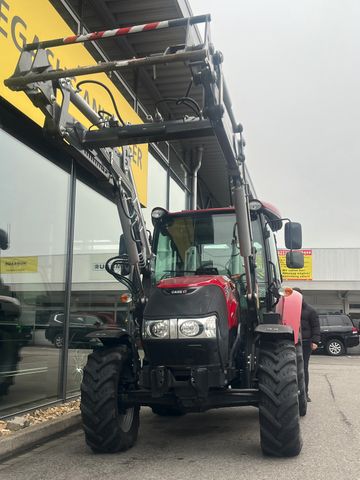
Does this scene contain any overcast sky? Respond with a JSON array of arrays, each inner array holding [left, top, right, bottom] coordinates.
[[190, 0, 360, 248]]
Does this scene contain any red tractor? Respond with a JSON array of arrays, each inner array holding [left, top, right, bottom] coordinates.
[[82, 204, 305, 457], [6, 14, 306, 457]]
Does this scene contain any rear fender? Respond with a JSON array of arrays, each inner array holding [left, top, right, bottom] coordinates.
[[276, 290, 302, 344]]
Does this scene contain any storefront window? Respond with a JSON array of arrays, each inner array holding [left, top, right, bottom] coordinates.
[[169, 177, 187, 212], [142, 152, 168, 229], [0, 129, 69, 416], [66, 181, 126, 395]]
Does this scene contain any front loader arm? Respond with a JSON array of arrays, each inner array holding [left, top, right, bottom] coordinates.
[[4, 14, 258, 307]]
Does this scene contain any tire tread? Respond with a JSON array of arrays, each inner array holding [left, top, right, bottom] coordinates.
[[258, 339, 302, 457]]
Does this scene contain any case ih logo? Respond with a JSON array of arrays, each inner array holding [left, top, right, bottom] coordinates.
[[169, 289, 188, 295]]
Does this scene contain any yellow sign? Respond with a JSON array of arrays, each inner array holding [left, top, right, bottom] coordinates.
[[0, 0, 148, 205], [278, 249, 312, 281], [1, 256, 38, 273]]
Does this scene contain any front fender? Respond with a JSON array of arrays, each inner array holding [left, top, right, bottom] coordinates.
[[86, 328, 131, 347], [276, 290, 302, 344]]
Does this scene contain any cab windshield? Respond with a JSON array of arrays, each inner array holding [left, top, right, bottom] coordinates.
[[153, 212, 264, 283]]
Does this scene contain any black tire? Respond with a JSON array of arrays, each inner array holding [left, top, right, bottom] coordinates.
[[258, 339, 302, 457], [151, 406, 185, 416], [80, 345, 140, 453], [326, 339, 345, 356], [296, 343, 307, 417], [53, 333, 64, 349]]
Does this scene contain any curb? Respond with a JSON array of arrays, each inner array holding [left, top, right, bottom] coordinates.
[[0, 411, 82, 462]]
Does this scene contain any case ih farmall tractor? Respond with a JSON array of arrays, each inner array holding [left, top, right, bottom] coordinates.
[[6, 14, 306, 457]]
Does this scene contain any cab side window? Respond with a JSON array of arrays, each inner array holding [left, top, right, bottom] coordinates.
[[266, 225, 281, 286]]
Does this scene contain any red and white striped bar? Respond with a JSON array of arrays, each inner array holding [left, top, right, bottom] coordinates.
[[24, 14, 210, 51]]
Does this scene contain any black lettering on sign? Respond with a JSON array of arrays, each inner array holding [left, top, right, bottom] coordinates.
[[0, 0, 9, 38], [11, 15, 27, 52], [129, 145, 143, 170], [137, 146, 142, 169], [132, 145, 137, 166]]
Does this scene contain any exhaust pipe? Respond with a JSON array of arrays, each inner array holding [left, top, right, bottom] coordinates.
[[191, 146, 204, 210]]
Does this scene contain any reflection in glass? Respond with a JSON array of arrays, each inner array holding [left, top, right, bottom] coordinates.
[[66, 181, 127, 395], [142, 153, 168, 229], [0, 129, 69, 416], [169, 177, 187, 212]]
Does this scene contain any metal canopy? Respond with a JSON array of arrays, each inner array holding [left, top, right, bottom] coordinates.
[[51, 0, 236, 207]]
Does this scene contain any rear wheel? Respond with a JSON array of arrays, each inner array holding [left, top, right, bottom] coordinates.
[[326, 339, 345, 356], [151, 406, 185, 416], [296, 343, 307, 417], [80, 345, 139, 453], [258, 338, 302, 457]]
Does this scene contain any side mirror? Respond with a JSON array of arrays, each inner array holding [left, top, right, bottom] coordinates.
[[286, 251, 304, 269], [285, 222, 302, 250], [0, 229, 9, 250]]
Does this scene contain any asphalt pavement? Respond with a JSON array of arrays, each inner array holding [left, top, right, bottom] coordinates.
[[1, 354, 360, 480]]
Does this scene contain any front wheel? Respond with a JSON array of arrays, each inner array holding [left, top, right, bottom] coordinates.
[[80, 345, 140, 453], [326, 339, 345, 356], [258, 338, 302, 457]]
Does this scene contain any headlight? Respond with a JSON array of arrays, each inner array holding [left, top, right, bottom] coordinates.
[[143, 315, 217, 340], [144, 320, 170, 339], [178, 315, 217, 339], [179, 320, 202, 337]]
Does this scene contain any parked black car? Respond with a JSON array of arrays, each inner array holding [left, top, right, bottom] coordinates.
[[318, 314, 359, 356], [45, 313, 107, 348]]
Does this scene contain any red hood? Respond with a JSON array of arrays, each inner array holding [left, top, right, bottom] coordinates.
[[157, 275, 239, 330], [157, 275, 232, 289]]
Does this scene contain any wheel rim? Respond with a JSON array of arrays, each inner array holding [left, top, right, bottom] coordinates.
[[55, 335, 64, 348], [119, 408, 134, 433], [329, 341, 341, 355]]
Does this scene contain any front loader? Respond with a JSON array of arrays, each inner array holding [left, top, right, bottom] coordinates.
[[5, 14, 306, 457]]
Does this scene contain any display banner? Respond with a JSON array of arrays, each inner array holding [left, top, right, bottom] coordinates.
[[0, 256, 38, 273], [278, 249, 312, 281], [0, 0, 148, 205]]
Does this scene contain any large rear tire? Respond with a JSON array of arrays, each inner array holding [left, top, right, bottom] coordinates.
[[80, 345, 139, 453], [258, 339, 302, 457], [296, 342, 307, 417]]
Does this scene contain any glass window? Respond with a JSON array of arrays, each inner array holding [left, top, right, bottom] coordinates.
[[319, 316, 327, 327], [251, 219, 266, 284], [142, 152, 168, 230], [66, 181, 127, 395], [154, 212, 243, 282], [340, 315, 352, 326], [327, 316, 343, 326], [0, 129, 69, 416], [169, 178, 187, 212], [267, 227, 282, 284], [169, 146, 188, 186]]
